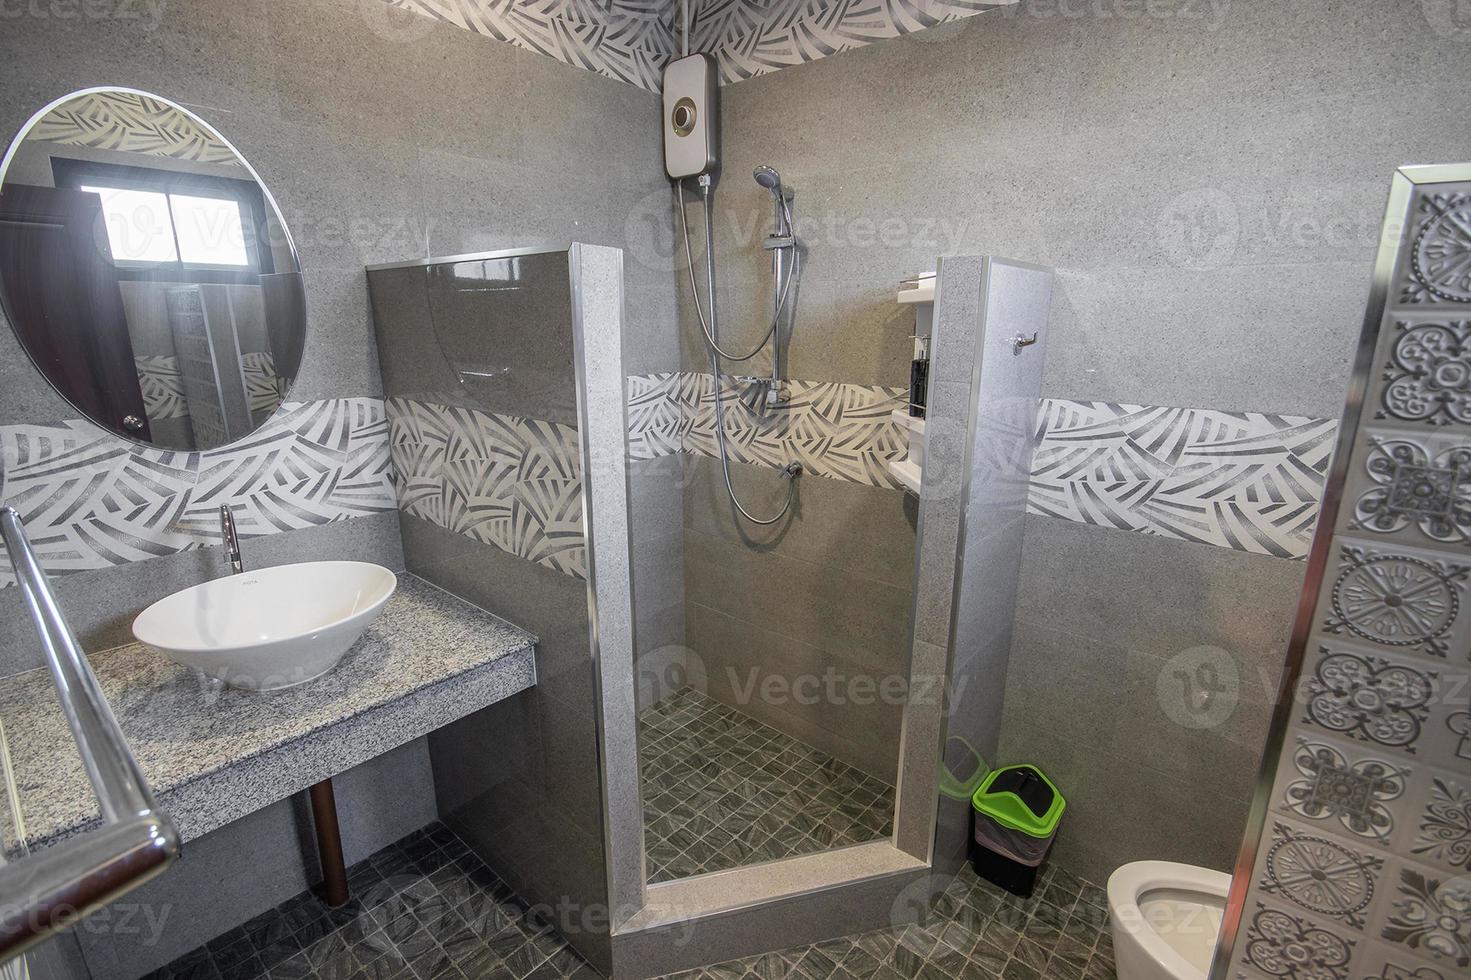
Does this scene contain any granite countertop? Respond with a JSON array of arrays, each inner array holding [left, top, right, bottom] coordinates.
[[0, 575, 536, 849]]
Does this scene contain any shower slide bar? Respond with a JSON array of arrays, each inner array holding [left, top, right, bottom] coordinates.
[[0, 507, 178, 961]]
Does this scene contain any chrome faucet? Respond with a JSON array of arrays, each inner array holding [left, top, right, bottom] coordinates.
[[219, 504, 243, 575]]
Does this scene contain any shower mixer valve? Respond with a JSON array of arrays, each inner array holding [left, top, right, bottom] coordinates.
[[734, 375, 788, 407]]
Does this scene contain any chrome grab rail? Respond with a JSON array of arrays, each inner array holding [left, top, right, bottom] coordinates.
[[0, 506, 178, 960]]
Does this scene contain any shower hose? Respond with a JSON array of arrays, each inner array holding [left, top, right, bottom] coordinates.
[[677, 177, 801, 526]]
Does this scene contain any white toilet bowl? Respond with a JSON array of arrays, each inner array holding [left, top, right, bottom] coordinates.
[[1108, 861, 1231, 980]]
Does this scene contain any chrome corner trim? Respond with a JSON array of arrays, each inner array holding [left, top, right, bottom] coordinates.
[[0, 507, 179, 960], [365, 245, 571, 272], [1208, 164, 1466, 978]]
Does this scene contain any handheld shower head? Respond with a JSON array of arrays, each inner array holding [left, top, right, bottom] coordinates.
[[753, 165, 784, 197]]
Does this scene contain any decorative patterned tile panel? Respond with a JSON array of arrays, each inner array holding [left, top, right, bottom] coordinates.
[[1027, 399, 1338, 559], [1229, 173, 1471, 979], [1318, 539, 1470, 662], [626, 371, 690, 460], [1238, 900, 1357, 980], [1298, 644, 1439, 756], [1380, 862, 1471, 969], [1374, 319, 1471, 428], [134, 355, 189, 421], [1256, 820, 1384, 931], [1345, 432, 1471, 547], [1358, 946, 1454, 980], [1411, 773, 1471, 872], [386, 397, 585, 579], [0, 399, 395, 588], [1398, 190, 1471, 309], [1277, 736, 1410, 845], [631, 378, 1352, 552]]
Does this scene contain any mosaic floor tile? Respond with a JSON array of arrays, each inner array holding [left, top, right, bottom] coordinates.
[[152, 788, 1111, 980], [144, 824, 601, 980], [638, 688, 896, 882]]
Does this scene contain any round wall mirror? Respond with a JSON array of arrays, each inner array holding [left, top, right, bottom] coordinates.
[[0, 88, 306, 451]]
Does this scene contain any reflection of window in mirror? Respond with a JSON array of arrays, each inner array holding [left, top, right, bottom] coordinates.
[[52, 158, 272, 284]]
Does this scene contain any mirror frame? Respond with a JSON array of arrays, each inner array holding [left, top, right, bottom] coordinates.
[[0, 85, 307, 450]]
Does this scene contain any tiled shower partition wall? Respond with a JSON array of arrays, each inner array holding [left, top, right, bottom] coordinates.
[[366, 246, 632, 974], [1218, 166, 1471, 980], [685, 0, 1471, 885]]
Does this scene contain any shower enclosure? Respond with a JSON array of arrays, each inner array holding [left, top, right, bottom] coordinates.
[[617, 240, 1055, 973], [363, 240, 1052, 976]]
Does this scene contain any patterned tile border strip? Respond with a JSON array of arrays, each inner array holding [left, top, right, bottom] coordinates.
[[631, 375, 1343, 559], [0, 398, 395, 588], [627, 371, 910, 490], [382, 1, 1005, 91], [136, 352, 282, 422], [691, 0, 1005, 85], [387, 397, 586, 580], [1028, 399, 1340, 560], [387, 0, 675, 91], [30, 91, 242, 166]]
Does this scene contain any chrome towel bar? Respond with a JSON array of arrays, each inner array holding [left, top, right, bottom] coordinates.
[[0, 506, 178, 960]]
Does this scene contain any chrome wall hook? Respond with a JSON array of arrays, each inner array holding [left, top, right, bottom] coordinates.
[[1010, 332, 1038, 356]]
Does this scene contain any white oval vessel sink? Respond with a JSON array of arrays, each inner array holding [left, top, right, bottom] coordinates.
[[133, 561, 397, 691]]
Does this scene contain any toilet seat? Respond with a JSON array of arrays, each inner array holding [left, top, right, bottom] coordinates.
[[1108, 861, 1232, 980]]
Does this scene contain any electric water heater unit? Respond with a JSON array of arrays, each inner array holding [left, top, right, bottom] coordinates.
[[662, 52, 719, 179]]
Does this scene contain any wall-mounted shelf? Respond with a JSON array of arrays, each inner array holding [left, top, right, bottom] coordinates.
[[890, 408, 925, 435], [893, 277, 932, 497], [897, 273, 935, 305], [887, 457, 922, 495]]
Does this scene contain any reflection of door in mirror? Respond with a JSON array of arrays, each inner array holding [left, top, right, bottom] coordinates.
[[0, 184, 151, 439]]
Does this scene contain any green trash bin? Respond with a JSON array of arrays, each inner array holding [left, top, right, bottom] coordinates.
[[971, 764, 1066, 897]]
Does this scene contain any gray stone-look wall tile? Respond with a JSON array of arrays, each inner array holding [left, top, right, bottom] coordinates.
[[681, 453, 917, 590], [682, 528, 913, 677]]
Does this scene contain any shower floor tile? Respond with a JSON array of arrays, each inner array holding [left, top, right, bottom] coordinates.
[[638, 687, 896, 883], [145, 819, 1113, 980]]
